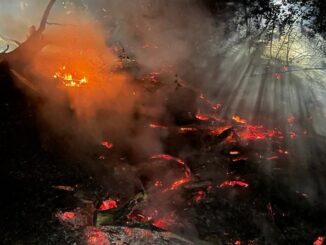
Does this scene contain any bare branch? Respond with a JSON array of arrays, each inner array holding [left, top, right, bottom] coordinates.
[[38, 0, 57, 33]]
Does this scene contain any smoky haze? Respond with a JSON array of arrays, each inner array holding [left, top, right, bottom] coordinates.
[[1, 0, 326, 241]]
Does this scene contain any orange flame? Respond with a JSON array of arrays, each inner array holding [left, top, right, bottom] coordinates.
[[53, 65, 88, 88], [232, 115, 247, 124]]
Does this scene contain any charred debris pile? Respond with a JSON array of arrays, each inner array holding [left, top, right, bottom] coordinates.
[[1, 0, 326, 244]]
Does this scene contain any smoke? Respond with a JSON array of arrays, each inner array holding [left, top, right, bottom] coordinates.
[[2, 0, 326, 241], [78, 0, 326, 209]]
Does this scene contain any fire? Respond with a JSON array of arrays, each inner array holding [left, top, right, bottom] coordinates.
[[53, 65, 88, 87], [232, 115, 247, 124]]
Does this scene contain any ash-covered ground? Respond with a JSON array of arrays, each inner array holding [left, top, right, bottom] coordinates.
[[1, 60, 326, 244], [1, 1, 326, 245]]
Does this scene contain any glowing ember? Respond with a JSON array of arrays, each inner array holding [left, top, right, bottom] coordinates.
[[232, 115, 247, 124], [151, 154, 191, 191], [55, 208, 89, 228], [101, 141, 113, 149], [179, 127, 198, 132], [196, 113, 225, 123], [314, 236, 325, 245], [53, 65, 88, 87], [151, 212, 176, 230], [219, 180, 249, 188], [149, 123, 167, 129], [56, 211, 76, 221], [85, 227, 110, 245], [98, 198, 118, 211], [210, 126, 233, 136], [236, 125, 283, 141], [239, 125, 266, 140], [266, 155, 279, 160], [194, 190, 206, 203], [199, 94, 221, 110], [167, 176, 191, 191], [154, 180, 163, 187], [196, 113, 210, 121], [229, 151, 240, 155], [151, 154, 185, 165], [152, 219, 168, 229]]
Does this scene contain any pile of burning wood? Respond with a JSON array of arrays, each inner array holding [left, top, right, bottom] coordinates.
[[1, 1, 325, 244]]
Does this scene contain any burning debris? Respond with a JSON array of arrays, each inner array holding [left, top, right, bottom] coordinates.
[[101, 141, 113, 150], [219, 180, 249, 188], [98, 198, 118, 211], [84, 226, 193, 245], [1, 0, 326, 244], [53, 65, 88, 88], [55, 208, 90, 229], [314, 236, 325, 245]]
